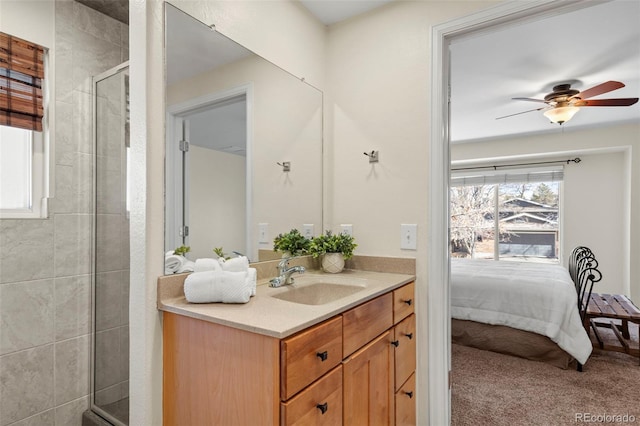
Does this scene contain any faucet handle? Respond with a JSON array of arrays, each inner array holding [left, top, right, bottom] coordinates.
[[278, 257, 290, 272]]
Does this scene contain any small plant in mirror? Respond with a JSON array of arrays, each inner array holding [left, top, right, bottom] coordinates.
[[213, 247, 231, 260], [309, 231, 357, 259], [273, 229, 311, 257], [173, 245, 190, 257]]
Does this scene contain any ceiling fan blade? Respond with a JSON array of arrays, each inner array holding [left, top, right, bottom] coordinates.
[[496, 107, 546, 120], [573, 98, 639, 107], [512, 97, 548, 103], [574, 81, 625, 100]]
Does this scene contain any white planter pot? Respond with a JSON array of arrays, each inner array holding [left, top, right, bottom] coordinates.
[[322, 253, 345, 273]]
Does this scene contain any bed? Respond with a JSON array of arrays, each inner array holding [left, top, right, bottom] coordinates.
[[451, 258, 593, 368]]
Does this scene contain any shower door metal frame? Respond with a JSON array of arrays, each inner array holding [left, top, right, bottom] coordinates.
[[91, 60, 130, 426]]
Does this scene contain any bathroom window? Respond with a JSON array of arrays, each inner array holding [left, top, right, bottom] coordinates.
[[0, 32, 49, 219]]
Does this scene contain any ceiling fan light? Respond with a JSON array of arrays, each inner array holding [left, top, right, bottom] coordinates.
[[543, 106, 580, 125]]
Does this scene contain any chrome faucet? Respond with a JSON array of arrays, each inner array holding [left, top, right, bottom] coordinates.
[[269, 257, 305, 287]]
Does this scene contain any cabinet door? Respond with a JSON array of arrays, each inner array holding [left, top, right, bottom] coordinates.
[[280, 366, 343, 426], [395, 373, 416, 426], [393, 314, 416, 391], [343, 331, 393, 426]]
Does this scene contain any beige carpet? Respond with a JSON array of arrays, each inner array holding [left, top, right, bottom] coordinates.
[[452, 335, 640, 426]]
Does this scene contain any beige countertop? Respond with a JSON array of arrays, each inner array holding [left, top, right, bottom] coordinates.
[[158, 269, 415, 339]]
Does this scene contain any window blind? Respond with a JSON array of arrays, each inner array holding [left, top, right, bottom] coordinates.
[[451, 166, 564, 187], [0, 32, 45, 132]]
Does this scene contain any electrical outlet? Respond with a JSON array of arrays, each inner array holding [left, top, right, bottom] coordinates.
[[302, 224, 314, 239], [341, 224, 353, 237], [258, 223, 269, 243], [400, 224, 417, 250]]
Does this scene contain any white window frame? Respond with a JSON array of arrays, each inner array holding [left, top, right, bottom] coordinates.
[[0, 48, 50, 220], [0, 127, 48, 219]]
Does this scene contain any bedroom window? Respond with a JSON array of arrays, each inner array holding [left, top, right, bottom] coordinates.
[[450, 167, 561, 263]]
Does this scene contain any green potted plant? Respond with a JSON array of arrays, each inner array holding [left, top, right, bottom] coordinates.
[[273, 228, 311, 257], [309, 230, 357, 273]]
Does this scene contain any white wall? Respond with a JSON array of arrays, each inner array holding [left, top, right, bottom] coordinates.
[[451, 122, 640, 299], [130, 1, 327, 425], [325, 1, 497, 424], [189, 145, 246, 259]]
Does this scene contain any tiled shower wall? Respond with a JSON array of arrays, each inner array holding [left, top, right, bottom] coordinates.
[[0, 2, 128, 425]]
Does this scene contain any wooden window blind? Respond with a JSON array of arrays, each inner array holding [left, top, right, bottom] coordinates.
[[0, 32, 45, 132]]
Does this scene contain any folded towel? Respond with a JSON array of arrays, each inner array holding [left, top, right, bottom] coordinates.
[[222, 256, 249, 272], [177, 260, 195, 273], [184, 270, 252, 304], [165, 254, 186, 274], [247, 267, 257, 296], [194, 258, 222, 273]]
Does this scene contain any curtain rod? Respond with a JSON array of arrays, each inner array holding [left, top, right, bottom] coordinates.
[[451, 157, 581, 172]]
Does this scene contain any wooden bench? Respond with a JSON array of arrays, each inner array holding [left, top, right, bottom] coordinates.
[[586, 293, 640, 364]]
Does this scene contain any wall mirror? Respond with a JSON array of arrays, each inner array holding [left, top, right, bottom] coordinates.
[[164, 3, 323, 266]]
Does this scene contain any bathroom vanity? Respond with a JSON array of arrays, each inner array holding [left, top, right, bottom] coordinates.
[[158, 269, 416, 425]]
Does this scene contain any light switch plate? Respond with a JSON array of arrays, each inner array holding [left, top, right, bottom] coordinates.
[[302, 224, 314, 239], [400, 224, 417, 250], [258, 223, 269, 244], [340, 224, 353, 237]]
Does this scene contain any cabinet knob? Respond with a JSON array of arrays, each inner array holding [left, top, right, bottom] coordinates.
[[404, 391, 414, 399], [391, 340, 399, 347], [316, 402, 328, 414], [316, 351, 328, 361], [404, 333, 413, 340], [403, 299, 413, 306]]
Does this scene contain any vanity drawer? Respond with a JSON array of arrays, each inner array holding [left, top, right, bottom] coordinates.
[[395, 372, 416, 426], [281, 316, 343, 400], [393, 313, 416, 391], [280, 365, 342, 426], [342, 292, 393, 358], [393, 282, 415, 324]]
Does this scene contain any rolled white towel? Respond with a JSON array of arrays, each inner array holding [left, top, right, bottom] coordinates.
[[247, 267, 257, 296], [184, 270, 252, 304], [178, 260, 195, 273], [222, 256, 249, 272], [194, 258, 222, 273], [165, 254, 185, 274]]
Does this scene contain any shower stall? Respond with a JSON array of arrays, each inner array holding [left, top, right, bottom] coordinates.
[[89, 62, 130, 426]]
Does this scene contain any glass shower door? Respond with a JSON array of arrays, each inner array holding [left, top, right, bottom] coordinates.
[[92, 62, 130, 426]]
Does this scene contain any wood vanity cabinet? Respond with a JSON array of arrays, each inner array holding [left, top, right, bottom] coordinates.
[[163, 281, 416, 426]]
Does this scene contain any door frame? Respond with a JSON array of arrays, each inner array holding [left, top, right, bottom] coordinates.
[[428, 1, 589, 423], [165, 83, 254, 255]]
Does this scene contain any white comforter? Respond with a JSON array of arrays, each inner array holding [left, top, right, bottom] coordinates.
[[451, 259, 592, 364]]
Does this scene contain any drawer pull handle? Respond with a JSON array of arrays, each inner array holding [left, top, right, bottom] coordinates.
[[316, 402, 328, 414], [404, 391, 414, 399], [404, 333, 413, 340], [403, 299, 413, 306], [316, 351, 328, 361], [391, 340, 399, 347]]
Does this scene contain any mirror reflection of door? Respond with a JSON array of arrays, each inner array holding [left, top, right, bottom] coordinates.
[[169, 94, 248, 260]]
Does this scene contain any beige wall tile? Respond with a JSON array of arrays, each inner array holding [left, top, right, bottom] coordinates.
[[0, 280, 54, 354], [0, 220, 54, 284], [53, 214, 92, 278], [55, 275, 91, 341], [54, 336, 90, 405], [0, 345, 54, 425]]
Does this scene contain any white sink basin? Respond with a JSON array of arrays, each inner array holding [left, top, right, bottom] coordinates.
[[271, 282, 365, 305]]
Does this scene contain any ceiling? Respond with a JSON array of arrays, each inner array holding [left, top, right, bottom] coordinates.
[[449, 0, 640, 143]]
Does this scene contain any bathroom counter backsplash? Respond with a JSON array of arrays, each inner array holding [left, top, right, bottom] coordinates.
[[157, 255, 416, 338]]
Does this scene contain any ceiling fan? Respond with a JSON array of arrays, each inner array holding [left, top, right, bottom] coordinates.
[[497, 80, 639, 125]]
